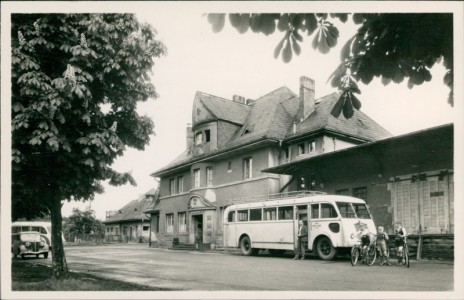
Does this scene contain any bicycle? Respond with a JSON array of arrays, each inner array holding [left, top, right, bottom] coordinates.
[[395, 235, 410, 268], [350, 234, 377, 266]]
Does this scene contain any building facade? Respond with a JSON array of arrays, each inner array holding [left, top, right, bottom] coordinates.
[[148, 76, 392, 249], [103, 188, 157, 243]]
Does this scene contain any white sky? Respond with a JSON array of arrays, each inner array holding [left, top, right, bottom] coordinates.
[[60, 5, 459, 220], [0, 2, 460, 222]]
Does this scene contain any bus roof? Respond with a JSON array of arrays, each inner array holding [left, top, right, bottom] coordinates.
[[12, 221, 51, 226], [225, 194, 366, 211]]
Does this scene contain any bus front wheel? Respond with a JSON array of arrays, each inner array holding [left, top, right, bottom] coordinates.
[[240, 236, 258, 256], [316, 236, 337, 260]]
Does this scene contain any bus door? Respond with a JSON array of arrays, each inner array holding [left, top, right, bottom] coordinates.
[[297, 205, 309, 249], [309, 203, 320, 249], [293, 205, 308, 249]]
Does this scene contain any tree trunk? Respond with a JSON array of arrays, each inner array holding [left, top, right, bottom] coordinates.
[[50, 197, 68, 279]]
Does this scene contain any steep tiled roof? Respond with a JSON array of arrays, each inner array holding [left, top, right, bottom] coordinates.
[[225, 86, 299, 147], [195, 92, 251, 125], [152, 84, 391, 177], [103, 189, 158, 224], [293, 92, 392, 141]]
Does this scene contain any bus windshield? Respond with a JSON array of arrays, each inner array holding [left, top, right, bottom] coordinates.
[[352, 203, 371, 219], [336, 202, 371, 219], [336, 202, 356, 218]]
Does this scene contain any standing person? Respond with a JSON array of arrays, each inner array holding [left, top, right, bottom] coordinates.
[[293, 220, 308, 260], [395, 223, 407, 265], [376, 226, 391, 266]]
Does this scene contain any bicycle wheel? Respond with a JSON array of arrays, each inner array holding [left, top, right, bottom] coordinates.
[[350, 246, 359, 266], [366, 243, 377, 266], [404, 244, 410, 268]]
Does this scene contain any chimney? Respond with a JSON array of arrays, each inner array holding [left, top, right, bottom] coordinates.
[[233, 95, 246, 104], [186, 123, 193, 148], [299, 76, 315, 120]]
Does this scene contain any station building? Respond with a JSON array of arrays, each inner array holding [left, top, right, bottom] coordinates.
[[146, 76, 400, 249]]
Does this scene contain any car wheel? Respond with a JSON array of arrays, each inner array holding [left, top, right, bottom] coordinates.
[[20, 254, 25, 260], [43, 252, 49, 259], [316, 236, 337, 260]]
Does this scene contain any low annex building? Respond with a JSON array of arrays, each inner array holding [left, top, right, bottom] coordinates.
[[148, 76, 392, 249], [103, 188, 158, 243]]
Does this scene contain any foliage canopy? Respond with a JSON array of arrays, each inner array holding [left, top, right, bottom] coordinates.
[[12, 13, 166, 219], [207, 13, 453, 119]]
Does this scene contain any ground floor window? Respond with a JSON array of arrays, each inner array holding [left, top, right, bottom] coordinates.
[[166, 214, 174, 233], [178, 212, 187, 232]]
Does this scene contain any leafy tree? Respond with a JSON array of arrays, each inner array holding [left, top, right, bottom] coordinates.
[[207, 13, 453, 118], [63, 208, 105, 239], [11, 14, 166, 279]]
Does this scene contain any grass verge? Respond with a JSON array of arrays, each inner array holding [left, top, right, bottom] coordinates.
[[12, 260, 169, 291]]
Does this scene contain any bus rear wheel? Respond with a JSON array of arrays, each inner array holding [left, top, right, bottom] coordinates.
[[316, 236, 337, 260], [240, 236, 258, 256]]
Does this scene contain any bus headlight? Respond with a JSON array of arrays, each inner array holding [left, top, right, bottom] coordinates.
[[350, 233, 355, 239], [25, 242, 31, 247], [40, 241, 45, 247]]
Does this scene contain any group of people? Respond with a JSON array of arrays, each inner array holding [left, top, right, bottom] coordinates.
[[292, 219, 408, 265]]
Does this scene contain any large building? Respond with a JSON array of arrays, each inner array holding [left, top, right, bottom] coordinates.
[[147, 76, 392, 249]]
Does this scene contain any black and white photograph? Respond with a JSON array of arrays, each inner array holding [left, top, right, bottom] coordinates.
[[1, 1, 463, 299]]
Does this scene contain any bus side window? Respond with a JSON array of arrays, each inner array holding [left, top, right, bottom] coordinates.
[[263, 207, 277, 220], [278, 206, 293, 220], [21, 226, 29, 232], [311, 204, 319, 219], [39, 227, 47, 234], [321, 203, 338, 218], [249, 209, 262, 221], [237, 210, 248, 222], [227, 211, 236, 222]]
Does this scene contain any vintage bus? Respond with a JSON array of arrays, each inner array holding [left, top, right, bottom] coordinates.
[[223, 192, 376, 260]]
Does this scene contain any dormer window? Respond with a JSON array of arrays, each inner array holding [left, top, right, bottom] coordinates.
[[205, 130, 211, 142], [195, 132, 203, 145], [309, 140, 316, 152], [298, 143, 305, 155]]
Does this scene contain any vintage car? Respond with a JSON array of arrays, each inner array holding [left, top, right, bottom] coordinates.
[[11, 232, 50, 259]]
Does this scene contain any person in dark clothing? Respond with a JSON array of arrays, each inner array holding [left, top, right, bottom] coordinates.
[[293, 220, 308, 260]]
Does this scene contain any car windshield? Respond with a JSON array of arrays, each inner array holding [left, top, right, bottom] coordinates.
[[352, 203, 371, 219], [336, 202, 356, 218], [20, 233, 41, 242]]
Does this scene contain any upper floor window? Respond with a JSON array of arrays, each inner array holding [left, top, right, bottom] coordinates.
[[193, 169, 201, 188], [195, 132, 203, 145], [284, 147, 290, 159], [353, 187, 367, 202], [177, 176, 184, 193], [206, 166, 214, 187], [309, 140, 316, 152], [227, 161, 232, 173], [336, 189, 349, 196], [205, 130, 211, 142], [169, 178, 176, 195], [298, 143, 305, 155], [243, 157, 252, 180]]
